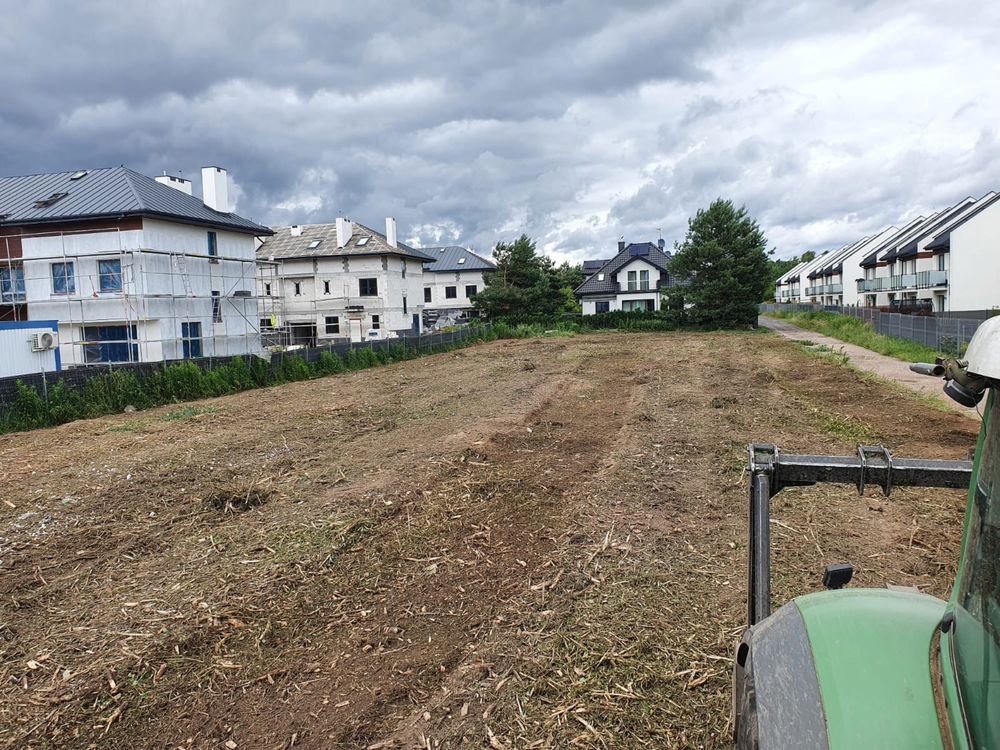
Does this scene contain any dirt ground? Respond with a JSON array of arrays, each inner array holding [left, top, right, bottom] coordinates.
[[0, 331, 979, 749]]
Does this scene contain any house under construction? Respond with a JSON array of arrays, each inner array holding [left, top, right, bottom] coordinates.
[[0, 166, 276, 369]]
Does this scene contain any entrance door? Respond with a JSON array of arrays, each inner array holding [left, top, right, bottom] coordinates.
[[412, 314, 420, 335], [349, 318, 362, 343]]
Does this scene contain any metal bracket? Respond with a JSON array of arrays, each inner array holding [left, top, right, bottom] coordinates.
[[745, 443, 971, 626], [857, 444, 893, 497]]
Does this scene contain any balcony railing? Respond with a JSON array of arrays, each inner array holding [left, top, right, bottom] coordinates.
[[916, 270, 948, 288], [627, 282, 651, 292], [856, 278, 889, 293]]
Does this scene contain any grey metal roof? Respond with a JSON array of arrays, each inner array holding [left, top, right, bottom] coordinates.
[[574, 242, 675, 296], [878, 199, 975, 263], [860, 215, 932, 267], [0, 167, 272, 235], [259, 222, 435, 261], [924, 191, 1000, 252], [422, 246, 496, 273]]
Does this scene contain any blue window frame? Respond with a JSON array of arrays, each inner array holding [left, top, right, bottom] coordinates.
[[52, 262, 75, 294], [0, 267, 25, 302], [181, 321, 203, 358], [207, 231, 218, 262], [98, 259, 122, 293], [83, 324, 138, 363]]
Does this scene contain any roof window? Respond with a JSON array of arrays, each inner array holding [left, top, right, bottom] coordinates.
[[34, 192, 69, 208], [69, 171, 88, 181], [458, 257, 466, 264], [356, 237, 370, 246], [308, 240, 322, 249], [598, 273, 605, 281]]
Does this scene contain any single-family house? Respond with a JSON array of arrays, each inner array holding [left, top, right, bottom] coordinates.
[[257, 219, 434, 345], [574, 239, 677, 314], [0, 166, 271, 366], [420, 246, 496, 330]]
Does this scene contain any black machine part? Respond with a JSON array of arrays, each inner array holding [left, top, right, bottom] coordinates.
[[745, 443, 972, 626], [910, 358, 988, 407], [821, 563, 854, 590]]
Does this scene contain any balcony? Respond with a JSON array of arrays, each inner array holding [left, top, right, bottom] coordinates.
[[805, 286, 820, 296], [916, 270, 948, 288], [856, 278, 889, 293], [825, 283, 843, 294], [626, 282, 651, 292]]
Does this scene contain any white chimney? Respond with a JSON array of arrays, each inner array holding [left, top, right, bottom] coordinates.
[[385, 217, 397, 248], [336, 217, 353, 248], [290, 225, 303, 237], [201, 166, 230, 213], [154, 174, 193, 196]]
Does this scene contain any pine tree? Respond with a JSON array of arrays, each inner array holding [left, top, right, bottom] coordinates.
[[667, 199, 770, 327], [472, 235, 562, 319]]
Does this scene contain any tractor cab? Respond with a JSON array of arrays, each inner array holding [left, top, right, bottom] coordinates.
[[735, 317, 1000, 749]]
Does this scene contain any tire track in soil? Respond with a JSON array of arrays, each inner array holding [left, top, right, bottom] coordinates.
[[129, 341, 644, 748]]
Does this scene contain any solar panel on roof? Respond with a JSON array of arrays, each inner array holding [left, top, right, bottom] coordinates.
[[629, 245, 648, 256]]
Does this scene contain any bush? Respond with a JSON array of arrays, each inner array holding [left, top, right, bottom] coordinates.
[[316, 351, 344, 375]]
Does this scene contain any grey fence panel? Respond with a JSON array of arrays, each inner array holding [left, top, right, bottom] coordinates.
[[760, 303, 981, 356]]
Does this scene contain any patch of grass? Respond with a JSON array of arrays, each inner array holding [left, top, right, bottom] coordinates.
[[161, 405, 220, 421], [767, 310, 942, 363], [790, 339, 851, 366], [813, 408, 879, 443], [106, 421, 143, 433]]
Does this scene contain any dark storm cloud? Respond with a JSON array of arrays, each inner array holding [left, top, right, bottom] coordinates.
[[2, 0, 1000, 260]]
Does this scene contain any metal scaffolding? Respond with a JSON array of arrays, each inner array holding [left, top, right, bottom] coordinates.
[[0, 227, 283, 366]]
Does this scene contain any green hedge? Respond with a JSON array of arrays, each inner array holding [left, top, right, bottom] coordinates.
[[0, 328, 501, 435]]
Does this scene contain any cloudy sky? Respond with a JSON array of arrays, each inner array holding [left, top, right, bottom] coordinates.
[[2, 1, 999, 262]]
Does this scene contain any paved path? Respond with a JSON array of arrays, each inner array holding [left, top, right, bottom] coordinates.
[[759, 316, 979, 420]]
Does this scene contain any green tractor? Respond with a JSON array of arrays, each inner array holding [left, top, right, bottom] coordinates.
[[735, 319, 1000, 748]]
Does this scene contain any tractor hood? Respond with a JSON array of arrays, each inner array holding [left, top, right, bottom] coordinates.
[[797, 588, 946, 748], [740, 588, 947, 749]]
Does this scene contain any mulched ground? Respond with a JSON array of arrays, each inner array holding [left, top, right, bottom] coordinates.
[[0, 331, 978, 749]]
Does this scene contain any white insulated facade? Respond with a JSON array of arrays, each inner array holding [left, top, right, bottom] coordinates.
[[423, 270, 487, 311], [259, 221, 432, 344], [22, 220, 261, 366], [268, 252, 427, 343], [0, 166, 272, 367]]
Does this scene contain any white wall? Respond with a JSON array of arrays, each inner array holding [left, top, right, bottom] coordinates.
[[265, 254, 428, 342], [949, 200, 1000, 311], [0, 321, 59, 377], [423, 269, 488, 310], [21, 219, 261, 365]]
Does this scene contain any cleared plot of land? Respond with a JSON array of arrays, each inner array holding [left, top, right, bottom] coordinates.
[[0, 332, 979, 749]]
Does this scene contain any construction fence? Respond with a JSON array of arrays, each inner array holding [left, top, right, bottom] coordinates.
[[0, 325, 487, 411], [760, 303, 985, 355]]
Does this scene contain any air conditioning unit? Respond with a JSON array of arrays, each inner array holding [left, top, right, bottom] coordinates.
[[31, 331, 57, 352]]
